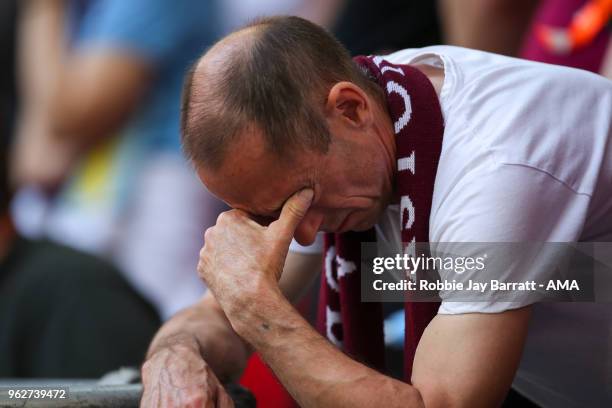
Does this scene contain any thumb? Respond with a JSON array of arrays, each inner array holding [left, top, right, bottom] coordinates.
[[271, 188, 314, 239]]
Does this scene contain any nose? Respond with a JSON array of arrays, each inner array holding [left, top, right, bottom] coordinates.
[[293, 210, 324, 246]]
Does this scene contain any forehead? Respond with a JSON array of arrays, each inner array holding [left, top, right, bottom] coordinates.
[[196, 130, 314, 214]]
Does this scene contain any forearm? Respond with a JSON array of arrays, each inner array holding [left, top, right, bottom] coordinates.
[[230, 289, 424, 408], [21, 1, 150, 145], [18, 0, 65, 116], [13, 0, 82, 188], [438, 0, 538, 56], [50, 51, 151, 143], [147, 295, 251, 382], [295, 0, 347, 28]]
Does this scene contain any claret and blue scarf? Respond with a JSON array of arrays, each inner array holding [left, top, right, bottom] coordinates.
[[317, 55, 444, 382]]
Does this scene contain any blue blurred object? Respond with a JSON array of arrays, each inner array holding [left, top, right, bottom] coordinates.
[[383, 309, 405, 349], [69, 0, 220, 151]]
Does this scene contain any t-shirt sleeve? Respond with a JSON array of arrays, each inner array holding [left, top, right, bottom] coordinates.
[[73, 0, 215, 63], [433, 163, 591, 315]]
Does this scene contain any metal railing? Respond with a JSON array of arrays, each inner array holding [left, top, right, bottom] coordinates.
[[0, 379, 255, 407]]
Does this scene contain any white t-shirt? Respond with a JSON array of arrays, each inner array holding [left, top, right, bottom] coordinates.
[[290, 46, 612, 407]]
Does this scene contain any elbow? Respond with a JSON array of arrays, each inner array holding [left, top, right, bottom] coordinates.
[[392, 380, 425, 408], [49, 54, 151, 143], [350, 375, 426, 408], [400, 385, 425, 408], [50, 94, 128, 144], [50, 104, 90, 141]]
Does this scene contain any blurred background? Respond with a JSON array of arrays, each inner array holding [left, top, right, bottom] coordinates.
[[0, 0, 610, 406]]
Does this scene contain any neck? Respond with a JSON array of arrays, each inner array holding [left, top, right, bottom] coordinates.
[[371, 97, 398, 204]]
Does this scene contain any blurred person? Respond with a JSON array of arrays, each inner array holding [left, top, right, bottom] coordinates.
[[218, 0, 345, 34], [510, 1, 612, 406], [438, 0, 540, 55], [0, 1, 159, 378], [11, 0, 224, 320], [141, 17, 612, 407], [520, 0, 612, 78], [0, 0, 17, 148], [333, 0, 441, 55], [217, 0, 441, 56], [0, 160, 161, 378], [0, 199, 161, 378]]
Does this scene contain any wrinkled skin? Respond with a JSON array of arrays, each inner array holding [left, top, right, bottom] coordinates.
[[141, 343, 234, 408], [197, 190, 314, 322]]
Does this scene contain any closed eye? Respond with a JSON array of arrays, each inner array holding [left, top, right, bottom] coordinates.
[[248, 183, 315, 223]]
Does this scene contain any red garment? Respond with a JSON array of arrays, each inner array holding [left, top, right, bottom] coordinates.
[[240, 354, 298, 408], [318, 56, 444, 382], [521, 0, 610, 72], [239, 290, 314, 407]]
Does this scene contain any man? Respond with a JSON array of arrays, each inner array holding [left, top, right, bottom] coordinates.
[[141, 16, 612, 407]]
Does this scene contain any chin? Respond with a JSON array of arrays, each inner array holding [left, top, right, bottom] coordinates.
[[350, 220, 377, 232], [341, 211, 380, 233]]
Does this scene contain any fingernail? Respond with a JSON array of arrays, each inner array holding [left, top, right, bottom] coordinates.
[[299, 188, 314, 205]]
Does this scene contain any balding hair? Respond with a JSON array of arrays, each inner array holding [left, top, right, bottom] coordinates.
[[181, 16, 381, 170]]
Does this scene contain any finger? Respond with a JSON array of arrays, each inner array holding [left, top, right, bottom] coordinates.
[[205, 371, 221, 408], [270, 188, 314, 238]]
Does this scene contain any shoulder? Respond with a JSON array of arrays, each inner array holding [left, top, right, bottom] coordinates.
[[430, 160, 591, 243], [436, 51, 611, 196]]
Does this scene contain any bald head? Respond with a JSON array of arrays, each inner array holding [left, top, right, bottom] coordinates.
[[180, 16, 380, 170]]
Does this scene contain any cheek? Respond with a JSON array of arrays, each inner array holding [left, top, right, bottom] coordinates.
[[325, 166, 381, 203], [339, 207, 381, 232]]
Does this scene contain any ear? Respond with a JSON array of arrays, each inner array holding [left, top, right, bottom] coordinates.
[[325, 81, 373, 128]]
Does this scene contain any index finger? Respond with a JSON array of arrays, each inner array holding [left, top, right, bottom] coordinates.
[[269, 188, 314, 238]]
